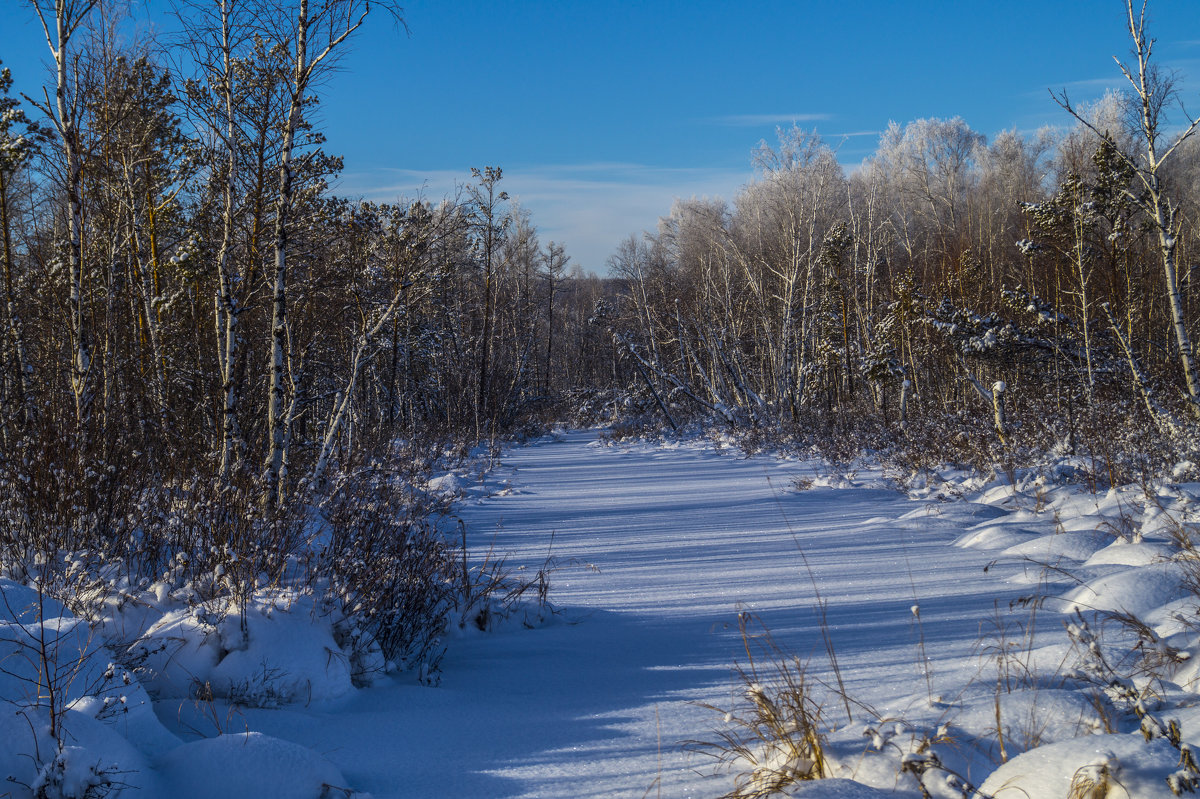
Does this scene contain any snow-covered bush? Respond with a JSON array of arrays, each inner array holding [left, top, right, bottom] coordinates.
[[317, 465, 458, 683], [0, 578, 179, 799]]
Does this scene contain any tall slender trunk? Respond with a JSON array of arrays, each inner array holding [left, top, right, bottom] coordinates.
[[544, 288, 554, 393], [264, 110, 297, 507], [265, 0, 308, 509], [54, 9, 92, 433], [1115, 0, 1200, 408], [1148, 185, 1199, 404], [1072, 203, 1095, 397], [215, 0, 245, 480], [477, 249, 493, 421]]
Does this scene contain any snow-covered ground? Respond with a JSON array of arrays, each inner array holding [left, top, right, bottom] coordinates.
[[5, 428, 1200, 798]]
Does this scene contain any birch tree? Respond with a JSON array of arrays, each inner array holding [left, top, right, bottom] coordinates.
[[541, 240, 569, 392], [0, 63, 42, 427], [27, 0, 99, 433], [176, 0, 258, 479], [262, 0, 389, 508], [467, 166, 508, 429], [1055, 0, 1200, 409]]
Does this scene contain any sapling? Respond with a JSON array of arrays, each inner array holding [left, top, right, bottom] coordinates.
[[0, 580, 134, 799]]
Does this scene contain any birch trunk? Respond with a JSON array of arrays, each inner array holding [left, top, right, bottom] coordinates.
[[32, 0, 99, 432], [1058, 1, 1200, 409], [264, 0, 370, 507], [1119, 0, 1200, 406], [214, 0, 245, 480], [264, 87, 297, 508]]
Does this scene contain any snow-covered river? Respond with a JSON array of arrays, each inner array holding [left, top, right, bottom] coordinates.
[[233, 430, 1022, 798]]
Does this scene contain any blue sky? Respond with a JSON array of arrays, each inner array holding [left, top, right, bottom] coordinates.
[[4, 1, 1200, 272]]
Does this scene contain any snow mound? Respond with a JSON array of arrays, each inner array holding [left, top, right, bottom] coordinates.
[[952, 688, 1105, 754], [156, 731, 352, 799], [782, 777, 900, 797], [979, 734, 1180, 798], [900, 501, 1007, 523], [1082, 540, 1175, 567], [427, 472, 467, 496], [1055, 512, 1125, 535], [133, 592, 354, 704], [1001, 530, 1112, 562], [130, 606, 223, 699], [954, 525, 1038, 550], [1063, 561, 1190, 616]]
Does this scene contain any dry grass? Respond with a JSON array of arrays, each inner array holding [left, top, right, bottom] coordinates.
[[687, 613, 829, 798], [1067, 759, 1116, 799]]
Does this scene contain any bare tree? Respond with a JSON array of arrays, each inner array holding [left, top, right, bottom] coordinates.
[[175, 0, 259, 479], [467, 166, 508, 429], [541, 240, 569, 392], [1055, 0, 1200, 410], [262, 0, 396, 508], [27, 0, 100, 432], [0, 62, 41, 428]]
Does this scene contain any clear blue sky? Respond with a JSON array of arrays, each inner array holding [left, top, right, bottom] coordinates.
[[4, 1, 1199, 273]]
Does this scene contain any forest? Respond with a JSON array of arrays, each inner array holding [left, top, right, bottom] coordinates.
[[0, 0, 1198, 619]]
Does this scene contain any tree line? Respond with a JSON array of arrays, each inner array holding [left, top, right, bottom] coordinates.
[[1, 0, 620, 524], [604, 4, 1200, 479], [2, 0, 1199, 533], [0, 0, 1195, 681]]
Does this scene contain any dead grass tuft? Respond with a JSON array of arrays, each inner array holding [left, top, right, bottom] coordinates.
[[687, 613, 829, 798]]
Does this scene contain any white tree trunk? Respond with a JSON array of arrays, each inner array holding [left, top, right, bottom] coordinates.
[[214, 0, 245, 480], [37, 1, 97, 432]]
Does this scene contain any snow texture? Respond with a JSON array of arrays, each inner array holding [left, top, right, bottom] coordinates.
[[6, 429, 1200, 797]]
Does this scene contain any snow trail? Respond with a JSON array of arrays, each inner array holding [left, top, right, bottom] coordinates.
[[229, 430, 1025, 798]]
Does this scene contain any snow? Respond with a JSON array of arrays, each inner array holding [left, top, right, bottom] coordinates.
[[979, 734, 1181, 798], [1062, 561, 1189, 615], [156, 732, 350, 799], [131, 591, 355, 704], [785, 779, 898, 797], [953, 524, 1039, 550], [0, 579, 178, 798], [6, 429, 1200, 797], [999, 529, 1112, 562]]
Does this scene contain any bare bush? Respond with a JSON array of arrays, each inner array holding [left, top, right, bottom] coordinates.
[[317, 464, 457, 684]]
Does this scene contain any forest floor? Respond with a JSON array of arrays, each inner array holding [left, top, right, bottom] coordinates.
[[5, 428, 1200, 798]]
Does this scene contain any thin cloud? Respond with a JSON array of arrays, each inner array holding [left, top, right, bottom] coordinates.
[[335, 163, 753, 274], [1037, 75, 1124, 98], [1037, 61, 1196, 103], [709, 113, 833, 127]]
